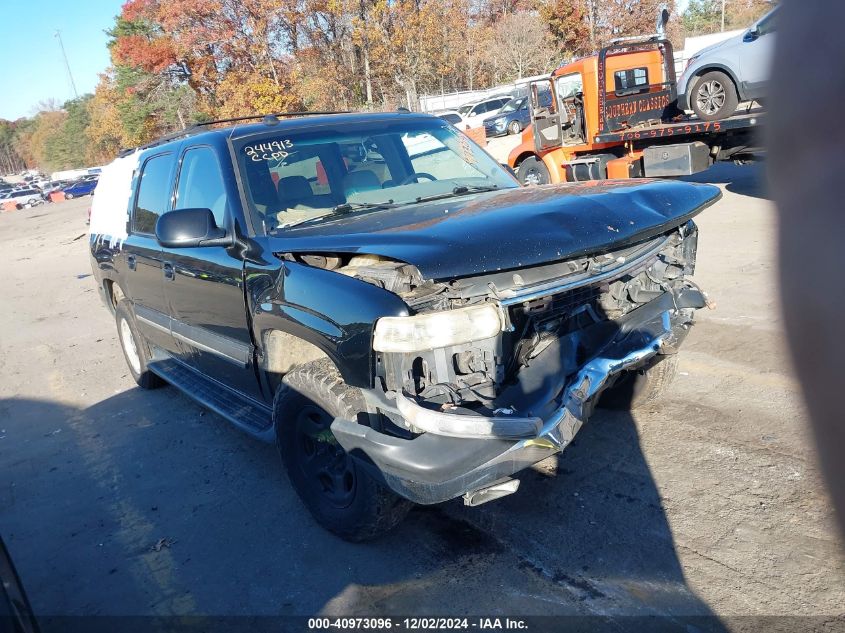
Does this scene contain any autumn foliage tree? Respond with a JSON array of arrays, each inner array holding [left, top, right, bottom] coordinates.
[[6, 0, 714, 173]]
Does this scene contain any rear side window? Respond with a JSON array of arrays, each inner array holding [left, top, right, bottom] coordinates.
[[175, 147, 228, 227], [132, 153, 173, 234], [615, 68, 649, 92]]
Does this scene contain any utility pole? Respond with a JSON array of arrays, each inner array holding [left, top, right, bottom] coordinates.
[[721, 0, 726, 32], [54, 30, 79, 99]]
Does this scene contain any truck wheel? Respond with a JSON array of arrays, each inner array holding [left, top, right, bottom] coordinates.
[[508, 120, 522, 135], [114, 300, 164, 389], [274, 360, 412, 541], [598, 355, 679, 410], [516, 156, 550, 186], [691, 70, 738, 121]]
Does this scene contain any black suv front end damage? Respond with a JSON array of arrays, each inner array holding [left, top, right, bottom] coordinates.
[[328, 221, 708, 505]]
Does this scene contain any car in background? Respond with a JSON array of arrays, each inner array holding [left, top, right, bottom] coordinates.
[[39, 180, 71, 200], [455, 95, 512, 129], [677, 4, 778, 121], [62, 176, 99, 199], [0, 187, 43, 207], [483, 96, 530, 137], [435, 110, 463, 126]]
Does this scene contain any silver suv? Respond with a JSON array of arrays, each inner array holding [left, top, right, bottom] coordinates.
[[677, 5, 778, 121]]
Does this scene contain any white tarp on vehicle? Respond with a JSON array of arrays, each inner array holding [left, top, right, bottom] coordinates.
[[88, 151, 140, 248]]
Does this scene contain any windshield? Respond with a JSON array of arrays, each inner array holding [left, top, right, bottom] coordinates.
[[235, 119, 519, 234], [457, 104, 472, 115], [500, 98, 523, 114]]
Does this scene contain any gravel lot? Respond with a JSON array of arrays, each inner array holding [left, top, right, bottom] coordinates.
[[0, 158, 843, 628]]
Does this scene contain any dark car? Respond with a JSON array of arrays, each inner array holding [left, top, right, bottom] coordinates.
[[89, 112, 719, 541], [63, 176, 98, 199], [483, 96, 530, 137]]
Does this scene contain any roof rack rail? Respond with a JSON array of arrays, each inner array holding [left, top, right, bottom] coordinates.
[[118, 110, 350, 157]]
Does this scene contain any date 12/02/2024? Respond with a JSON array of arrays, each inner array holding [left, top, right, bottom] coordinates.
[[308, 617, 529, 630]]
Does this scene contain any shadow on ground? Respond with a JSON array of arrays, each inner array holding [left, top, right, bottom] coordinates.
[[682, 161, 768, 199], [0, 390, 725, 629]]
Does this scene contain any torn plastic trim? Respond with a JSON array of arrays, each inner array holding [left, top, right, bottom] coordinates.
[[391, 311, 671, 442], [497, 234, 671, 306], [395, 392, 542, 439], [331, 301, 692, 504]]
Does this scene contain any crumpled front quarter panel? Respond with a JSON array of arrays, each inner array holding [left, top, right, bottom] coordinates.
[[247, 252, 410, 388]]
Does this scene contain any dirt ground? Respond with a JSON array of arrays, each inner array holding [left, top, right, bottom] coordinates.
[[0, 158, 843, 629]]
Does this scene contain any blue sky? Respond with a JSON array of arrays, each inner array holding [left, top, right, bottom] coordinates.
[[0, 0, 692, 121], [0, 0, 124, 120]]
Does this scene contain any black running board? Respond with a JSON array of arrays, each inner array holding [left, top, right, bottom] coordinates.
[[148, 355, 275, 443]]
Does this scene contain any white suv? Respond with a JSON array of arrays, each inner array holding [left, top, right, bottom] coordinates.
[[456, 96, 512, 130], [677, 5, 778, 121], [0, 187, 42, 207]]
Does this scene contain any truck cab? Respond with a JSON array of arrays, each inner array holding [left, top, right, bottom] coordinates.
[[510, 38, 679, 184]]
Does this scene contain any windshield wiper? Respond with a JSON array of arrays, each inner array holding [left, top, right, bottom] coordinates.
[[271, 200, 398, 232], [331, 201, 397, 214], [413, 184, 499, 204]]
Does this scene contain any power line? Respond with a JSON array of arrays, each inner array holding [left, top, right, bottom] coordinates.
[[54, 30, 79, 99]]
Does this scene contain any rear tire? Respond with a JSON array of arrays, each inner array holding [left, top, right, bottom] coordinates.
[[516, 156, 550, 186], [115, 300, 164, 390], [690, 70, 738, 121], [275, 360, 412, 541], [598, 355, 679, 410]]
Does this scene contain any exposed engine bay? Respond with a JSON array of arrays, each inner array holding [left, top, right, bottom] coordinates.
[[283, 220, 702, 436]]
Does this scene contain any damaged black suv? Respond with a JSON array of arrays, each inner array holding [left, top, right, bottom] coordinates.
[[89, 112, 720, 540]]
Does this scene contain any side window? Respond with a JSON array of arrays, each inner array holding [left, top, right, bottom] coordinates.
[[614, 67, 649, 92], [556, 73, 583, 101], [132, 153, 173, 235], [756, 9, 777, 35], [175, 147, 229, 227]]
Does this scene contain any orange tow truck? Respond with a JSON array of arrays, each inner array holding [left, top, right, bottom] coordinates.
[[508, 28, 764, 185]]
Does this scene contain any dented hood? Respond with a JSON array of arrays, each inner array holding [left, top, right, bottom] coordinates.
[[271, 179, 721, 280]]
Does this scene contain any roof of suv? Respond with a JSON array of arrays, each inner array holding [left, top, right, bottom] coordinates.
[[131, 111, 442, 156]]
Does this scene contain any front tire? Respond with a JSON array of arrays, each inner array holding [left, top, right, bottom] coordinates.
[[274, 360, 412, 541], [516, 156, 550, 186], [65, 192, 74, 199], [598, 355, 679, 410], [115, 300, 164, 390], [508, 120, 522, 135], [690, 70, 738, 121]]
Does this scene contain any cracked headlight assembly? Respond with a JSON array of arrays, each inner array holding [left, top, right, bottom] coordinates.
[[373, 303, 503, 353]]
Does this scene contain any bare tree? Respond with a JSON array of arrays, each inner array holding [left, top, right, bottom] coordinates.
[[488, 12, 559, 81]]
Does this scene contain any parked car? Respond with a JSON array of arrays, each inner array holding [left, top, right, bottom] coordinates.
[[89, 112, 719, 541], [39, 180, 71, 200], [455, 95, 512, 129], [677, 5, 778, 121], [483, 96, 530, 137], [435, 110, 463, 125], [0, 187, 43, 207], [62, 177, 99, 199]]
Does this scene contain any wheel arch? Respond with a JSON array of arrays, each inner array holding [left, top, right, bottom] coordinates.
[[511, 150, 537, 169], [689, 64, 744, 100], [250, 259, 410, 389]]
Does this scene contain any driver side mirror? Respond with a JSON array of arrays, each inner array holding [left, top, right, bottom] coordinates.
[[156, 208, 230, 248], [743, 28, 759, 42]]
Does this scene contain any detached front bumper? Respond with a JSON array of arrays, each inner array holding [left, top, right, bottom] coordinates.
[[331, 287, 705, 505]]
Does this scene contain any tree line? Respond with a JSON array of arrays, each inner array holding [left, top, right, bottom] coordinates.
[[1, 0, 769, 174]]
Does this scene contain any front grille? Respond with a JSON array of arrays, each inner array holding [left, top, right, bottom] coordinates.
[[509, 282, 609, 337]]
